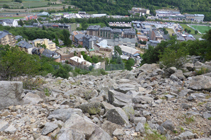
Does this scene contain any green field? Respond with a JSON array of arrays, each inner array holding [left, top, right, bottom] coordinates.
[[0, 17, 24, 19], [189, 25, 211, 34], [23, 2, 49, 8], [166, 28, 174, 36], [180, 24, 199, 35]]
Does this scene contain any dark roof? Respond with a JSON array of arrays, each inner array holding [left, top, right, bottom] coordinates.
[[0, 30, 12, 39], [15, 35, 23, 40], [16, 40, 33, 49], [123, 29, 136, 35], [0, 19, 14, 24], [111, 29, 122, 34], [100, 27, 112, 31], [87, 25, 100, 31], [42, 49, 60, 59], [75, 34, 85, 40], [23, 25, 34, 28]]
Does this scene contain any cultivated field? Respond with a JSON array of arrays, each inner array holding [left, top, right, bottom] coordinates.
[[189, 25, 211, 34]]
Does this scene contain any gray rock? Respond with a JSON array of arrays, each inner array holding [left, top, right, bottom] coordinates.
[[157, 126, 167, 135], [174, 131, 197, 140], [48, 108, 82, 122], [122, 105, 135, 119], [171, 70, 185, 81], [88, 127, 111, 140], [188, 75, 211, 90], [102, 120, 122, 136], [183, 72, 194, 77], [184, 63, 194, 71], [77, 102, 104, 115], [0, 81, 23, 109], [108, 90, 132, 107], [42, 122, 58, 135], [23, 92, 43, 104], [134, 117, 146, 125], [165, 94, 175, 99], [58, 129, 85, 140], [206, 102, 211, 111], [4, 124, 16, 134], [106, 107, 129, 125], [115, 83, 137, 93], [135, 122, 145, 133], [186, 96, 195, 101], [113, 128, 125, 136], [61, 113, 110, 139], [203, 112, 211, 119], [191, 93, 206, 99], [161, 120, 175, 131], [0, 120, 9, 131], [132, 96, 153, 104], [181, 103, 192, 109]]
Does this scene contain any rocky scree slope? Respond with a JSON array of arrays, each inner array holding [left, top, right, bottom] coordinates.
[[0, 60, 211, 140]]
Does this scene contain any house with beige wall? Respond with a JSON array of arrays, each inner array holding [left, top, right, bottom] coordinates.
[[33, 38, 56, 51], [0, 31, 17, 46]]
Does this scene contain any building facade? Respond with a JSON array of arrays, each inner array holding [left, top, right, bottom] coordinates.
[[33, 38, 56, 51], [0, 31, 17, 46]]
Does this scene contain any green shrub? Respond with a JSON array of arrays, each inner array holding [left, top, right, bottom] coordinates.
[[196, 67, 209, 75]]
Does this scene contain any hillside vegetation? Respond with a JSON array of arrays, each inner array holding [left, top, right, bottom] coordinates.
[[69, 0, 211, 21]]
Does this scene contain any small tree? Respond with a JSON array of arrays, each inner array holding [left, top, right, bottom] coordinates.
[[195, 30, 198, 34], [125, 58, 135, 70], [19, 20, 24, 26], [114, 46, 122, 56]]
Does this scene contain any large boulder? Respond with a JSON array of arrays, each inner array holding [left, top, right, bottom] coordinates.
[[59, 113, 111, 139], [48, 108, 82, 122], [173, 131, 197, 140], [108, 90, 132, 107], [23, 92, 43, 104], [42, 122, 58, 135], [106, 107, 129, 125], [0, 81, 23, 109], [77, 102, 104, 115], [161, 120, 175, 131], [170, 70, 185, 81], [188, 75, 211, 90], [101, 120, 122, 136]]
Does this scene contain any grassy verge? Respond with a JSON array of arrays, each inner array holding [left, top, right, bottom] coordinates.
[[189, 25, 211, 34], [0, 17, 24, 19]]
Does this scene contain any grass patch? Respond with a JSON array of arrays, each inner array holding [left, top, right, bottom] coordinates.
[[44, 88, 51, 97], [185, 116, 194, 125], [180, 24, 197, 35], [197, 101, 207, 106], [144, 123, 166, 140], [190, 25, 211, 34], [166, 28, 174, 36], [196, 67, 209, 75], [23, 1, 49, 8], [87, 22, 106, 27]]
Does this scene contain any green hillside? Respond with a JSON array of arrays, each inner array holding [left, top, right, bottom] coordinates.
[[69, 0, 211, 21]]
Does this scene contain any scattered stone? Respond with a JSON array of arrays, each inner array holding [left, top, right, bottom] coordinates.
[[135, 122, 145, 133], [161, 120, 175, 131], [4, 124, 16, 134], [42, 122, 58, 135]]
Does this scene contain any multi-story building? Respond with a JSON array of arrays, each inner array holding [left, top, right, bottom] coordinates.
[[16, 40, 34, 54], [185, 14, 204, 22], [99, 27, 112, 39], [129, 7, 150, 15], [111, 29, 122, 39], [83, 35, 100, 49], [0, 31, 17, 46], [156, 10, 181, 17], [150, 29, 164, 41], [33, 38, 56, 51], [86, 25, 101, 36], [123, 29, 136, 38], [86, 25, 136, 39]]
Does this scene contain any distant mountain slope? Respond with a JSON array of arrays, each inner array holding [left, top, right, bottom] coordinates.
[[71, 0, 211, 20]]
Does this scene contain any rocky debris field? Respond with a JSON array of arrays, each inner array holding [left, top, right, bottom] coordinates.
[[0, 59, 211, 140]]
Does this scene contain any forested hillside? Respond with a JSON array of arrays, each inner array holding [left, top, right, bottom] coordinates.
[[70, 0, 211, 20]]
